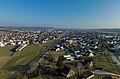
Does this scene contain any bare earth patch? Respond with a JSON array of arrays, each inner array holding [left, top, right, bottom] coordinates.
[[0, 31, 13, 34]]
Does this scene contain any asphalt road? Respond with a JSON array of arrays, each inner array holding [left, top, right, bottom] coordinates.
[[108, 51, 120, 66], [93, 70, 120, 77], [99, 37, 120, 70]]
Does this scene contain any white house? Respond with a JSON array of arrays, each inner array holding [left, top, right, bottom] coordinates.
[[56, 48, 60, 51], [89, 52, 94, 57], [0, 42, 5, 47], [15, 44, 27, 51], [63, 55, 74, 61]]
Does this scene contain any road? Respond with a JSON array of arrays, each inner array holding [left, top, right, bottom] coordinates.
[[96, 36, 120, 76], [108, 51, 120, 66], [98, 36, 120, 68], [93, 70, 120, 77]]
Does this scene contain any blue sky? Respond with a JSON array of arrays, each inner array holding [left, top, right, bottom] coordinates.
[[0, 0, 120, 28]]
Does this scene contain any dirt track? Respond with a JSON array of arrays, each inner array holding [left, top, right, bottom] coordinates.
[[0, 31, 12, 34]]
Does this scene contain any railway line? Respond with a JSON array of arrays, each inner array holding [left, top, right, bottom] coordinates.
[[8, 32, 67, 78]]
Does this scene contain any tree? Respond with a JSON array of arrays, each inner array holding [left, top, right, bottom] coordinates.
[[77, 63, 84, 75], [84, 57, 94, 71], [56, 57, 64, 69], [14, 72, 23, 79], [46, 54, 55, 62]]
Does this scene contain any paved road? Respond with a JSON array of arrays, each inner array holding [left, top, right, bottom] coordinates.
[[108, 51, 120, 66], [98, 37, 120, 68], [93, 70, 120, 77]]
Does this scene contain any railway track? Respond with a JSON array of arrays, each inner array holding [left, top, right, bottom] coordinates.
[[20, 40, 59, 75], [8, 32, 67, 78]]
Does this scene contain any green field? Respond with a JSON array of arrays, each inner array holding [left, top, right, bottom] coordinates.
[[0, 40, 54, 79], [0, 46, 14, 57], [89, 53, 120, 79], [94, 53, 120, 74], [48, 51, 65, 61], [91, 74, 104, 79], [0, 27, 16, 31]]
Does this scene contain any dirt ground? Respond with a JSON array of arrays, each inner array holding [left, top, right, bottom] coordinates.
[[0, 31, 13, 34]]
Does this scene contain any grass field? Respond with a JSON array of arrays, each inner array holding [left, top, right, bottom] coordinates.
[[94, 53, 120, 74], [0, 40, 54, 79], [0, 46, 14, 57], [48, 51, 65, 61], [0, 46, 13, 68], [0, 27, 16, 31], [91, 74, 104, 79], [90, 53, 120, 79]]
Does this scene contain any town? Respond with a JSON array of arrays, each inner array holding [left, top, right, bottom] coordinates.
[[0, 28, 120, 79], [0, 0, 120, 79]]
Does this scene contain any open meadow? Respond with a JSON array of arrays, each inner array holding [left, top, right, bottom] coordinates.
[[0, 40, 54, 79]]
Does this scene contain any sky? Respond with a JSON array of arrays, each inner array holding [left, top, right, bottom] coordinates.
[[0, 0, 120, 29]]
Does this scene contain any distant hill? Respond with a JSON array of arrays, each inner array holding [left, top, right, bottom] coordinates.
[[0, 26, 54, 31], [87, 29, 120, 33], [0, 26, 120, 33]]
